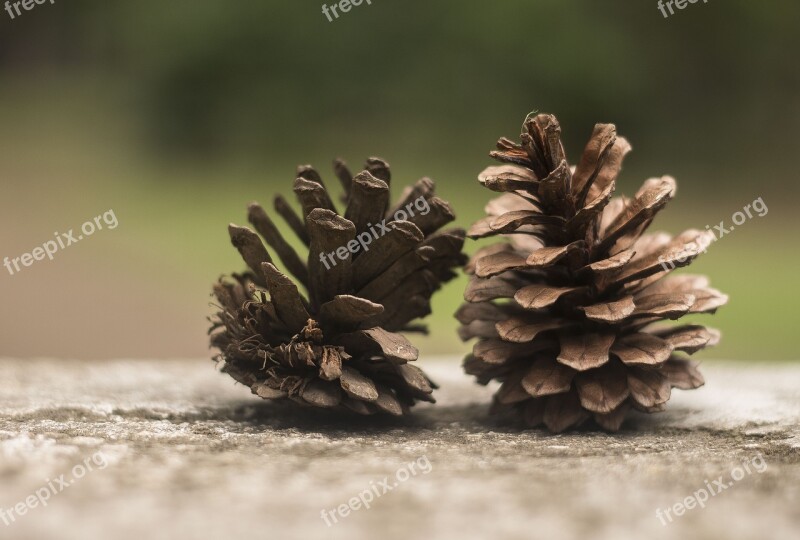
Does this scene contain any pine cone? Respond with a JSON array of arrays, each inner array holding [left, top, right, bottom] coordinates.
[[210, 158, 467, 416], [458, 113, 727, 432]]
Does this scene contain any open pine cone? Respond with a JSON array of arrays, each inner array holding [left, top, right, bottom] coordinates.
[[210, 158, 467, 416], [458, 113, 727, 432]]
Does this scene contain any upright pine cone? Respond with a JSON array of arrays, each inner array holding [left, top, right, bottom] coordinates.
[[210, 158, 466, 416], [458, 113, 727, 432]]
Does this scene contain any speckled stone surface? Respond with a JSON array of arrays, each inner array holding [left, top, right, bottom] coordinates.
[[0, 358, 798, 540]]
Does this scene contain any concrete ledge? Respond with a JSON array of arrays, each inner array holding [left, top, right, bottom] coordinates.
[[0, 358, 798, 540]]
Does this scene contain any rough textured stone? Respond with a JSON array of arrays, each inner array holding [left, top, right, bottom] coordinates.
[[0, 358, 798, 540]]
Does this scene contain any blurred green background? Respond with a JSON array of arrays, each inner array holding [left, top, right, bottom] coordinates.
[[0, 0, 797, 360]]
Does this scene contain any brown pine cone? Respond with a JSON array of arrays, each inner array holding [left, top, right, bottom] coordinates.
[[458, 113, 727, 432], [211, 157, 467, 416]]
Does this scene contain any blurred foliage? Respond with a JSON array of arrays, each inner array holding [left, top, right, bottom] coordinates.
[[0, 0, 797, 359]]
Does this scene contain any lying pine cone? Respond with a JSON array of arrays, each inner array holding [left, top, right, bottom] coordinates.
[[458, 113, 727, 432], [210, 157, 467, 416]]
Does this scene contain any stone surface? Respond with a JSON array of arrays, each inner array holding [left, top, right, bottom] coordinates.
[[0, 358, 798, 540]]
